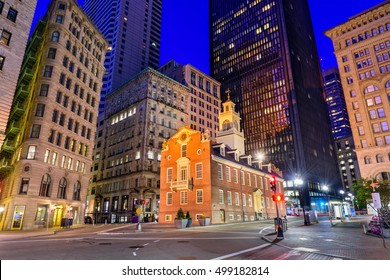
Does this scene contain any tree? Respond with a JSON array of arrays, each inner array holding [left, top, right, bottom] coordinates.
[[352, 179, 390, 210]]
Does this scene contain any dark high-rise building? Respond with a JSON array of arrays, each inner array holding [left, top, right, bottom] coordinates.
[[323, 68, 351, 140], [210, 0, 341, 207], [83, 0, 162, 113], [323, 68, 360, 191]]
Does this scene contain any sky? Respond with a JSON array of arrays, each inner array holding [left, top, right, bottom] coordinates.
[[32, 0, 385, 74]]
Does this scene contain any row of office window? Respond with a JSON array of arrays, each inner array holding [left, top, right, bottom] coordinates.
[[19, 174, 82, 201]]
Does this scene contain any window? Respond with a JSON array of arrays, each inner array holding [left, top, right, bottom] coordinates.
[[166, 168, 172, 182], [234, 169, 238, 183], [43, 65, 53, 77], [378, 108, 386, 118], [56, 15, 64, 24], [369, 110, 377, 119], [51, 31, 60, 42], [0, 29, 11, 45], [381, 121, 389, 131], [7, 7, 18, 22], [358, 126, 365, 136], [218, 164, 223, 180], [376, 137, 384, 146], [57, 177, 67, 199], [195, 163, 202, 179], [0, 55, 4, 70], [39, 174, 51, 197], [227, 191, 232, 205], [219, 189, 224, 204], [166, 192, 173, 205], [0, 2, 3, 14], [235, 192, 240, 205], [47, 48, 57, 59], [352, 102, 359, 109], [355, 113, 362, 122], [40, 84, 49, 96], [242, 194, 246, 206], [19, 178, 29, 194], [248, 195, 253, 207], [30, 124, 41, 138], [225, 166, 231, 182], [196, 189, 203, 204], [180, 191, 188, 205], [350, 90, 356, 97], [181, 144, 187, 157], [240, 171, 245, 185], [377, 154, 384, 163], [35, 104, 45, 117], [51, 152, 58, 165], [72, 181, 81, 200], [373, 123, 381, 133], [27, 145, 37, 159]]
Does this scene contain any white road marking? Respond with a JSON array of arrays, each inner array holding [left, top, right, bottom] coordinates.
[[133, 252, 137, 256], [293, 247, 319, 252], [153, 240, 160, 243], [212, 243, 271, 260], [324, 239, 334, 242], [143, 243, 149, 246], [259, 226, 273, 234]]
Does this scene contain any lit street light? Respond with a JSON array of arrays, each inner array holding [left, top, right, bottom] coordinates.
[[322, 185, 333, 226], [294, 178, 308, 225]]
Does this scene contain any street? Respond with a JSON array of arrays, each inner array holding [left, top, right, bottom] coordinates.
[[0, 216, 389, 260]]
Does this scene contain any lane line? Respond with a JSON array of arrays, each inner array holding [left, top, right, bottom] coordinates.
[[212, 243, 271, 260]]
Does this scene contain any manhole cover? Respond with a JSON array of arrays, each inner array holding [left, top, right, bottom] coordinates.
[[99, 243, 112, 245], [129, 245, 145, 249]]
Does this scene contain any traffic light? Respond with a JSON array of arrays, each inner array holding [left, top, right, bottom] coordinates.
[[272, 193, 284, 202], [269, 176, 276, 192]]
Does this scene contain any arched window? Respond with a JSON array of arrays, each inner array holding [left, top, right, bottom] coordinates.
[[39, 174, 51, 197], [222, 120, 232, 131], [364, 85, 379, 94], [51, 31, 60, 42], [72, 181, 81, 201], [57, 177, 67, 199], [364, 156, 372, 164], [376, 154, 385, 163]]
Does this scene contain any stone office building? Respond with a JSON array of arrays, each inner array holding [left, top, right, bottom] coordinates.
[[0, 0, 107, 230], [86, 68, 189, 223]]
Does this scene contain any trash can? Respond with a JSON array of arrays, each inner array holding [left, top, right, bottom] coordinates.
[[282, 219, 288, 232]]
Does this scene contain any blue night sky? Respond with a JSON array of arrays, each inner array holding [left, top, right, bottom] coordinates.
[[32, 0, 384, 74]]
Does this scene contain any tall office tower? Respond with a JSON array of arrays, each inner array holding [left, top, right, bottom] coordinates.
[[159, 59, 221, 140], [83, 0, 162, 114], [0, 0, 38, 148], [323, 68, 360, 191], [325, 1, 390, 181], [86, 68, 188, 224], [210, 0, 341, 205], [0, 0, 107, 230]]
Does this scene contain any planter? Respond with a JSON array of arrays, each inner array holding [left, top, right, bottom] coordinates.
[[186, 219, 192, 227], [198, 217, 210, 226], [174, 219, 188, 229]]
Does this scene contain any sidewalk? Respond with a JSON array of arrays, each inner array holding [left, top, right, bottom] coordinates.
[[262, 216, 390, 260]]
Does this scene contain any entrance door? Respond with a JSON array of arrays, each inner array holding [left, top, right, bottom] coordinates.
[[53, 207, 63, 226], [220, 209, 225, 223]]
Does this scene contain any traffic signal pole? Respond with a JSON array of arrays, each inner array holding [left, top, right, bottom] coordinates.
[[270, 176, 283, 239]]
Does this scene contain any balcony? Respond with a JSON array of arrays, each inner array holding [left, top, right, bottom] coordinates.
[[0, 157, 12, 174], [19, 68, 33, 84], [9, 102, 25, 120], [170, 178, 194, 192], [1, 139, 16, 154], [6, 121, 21, 137], [14, 85, 29, 102], [22, 52, 38, 70]]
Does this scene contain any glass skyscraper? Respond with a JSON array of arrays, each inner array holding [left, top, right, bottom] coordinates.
[[83, 0, 162, 113], [210, 0, 341, 204]]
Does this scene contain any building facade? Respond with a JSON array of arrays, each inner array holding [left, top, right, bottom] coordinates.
[[159, 59, 222, 140], [83, 0, 162, 114], [0, 0, 107, 230], [323, 68, 360, 191], [159, 99, 285, 225], [0, 0, 38, 148], [86, 68, 188, 223], [325, 1, 390, 180], [210, 0, 341, 206]]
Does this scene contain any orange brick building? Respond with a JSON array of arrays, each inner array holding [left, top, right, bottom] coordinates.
[[159, 98, 285, 224]]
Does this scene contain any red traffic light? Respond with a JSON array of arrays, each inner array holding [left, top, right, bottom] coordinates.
[[272, 193, 284, 202], [142, 199, 146, 205]]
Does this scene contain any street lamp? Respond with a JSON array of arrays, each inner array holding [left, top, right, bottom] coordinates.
[[322, 186, 333, 226], [339, 190, 345, 221], [294, 178, 307, 225]]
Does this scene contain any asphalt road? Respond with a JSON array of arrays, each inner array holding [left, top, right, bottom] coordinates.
[[0, 216, 387, 260]]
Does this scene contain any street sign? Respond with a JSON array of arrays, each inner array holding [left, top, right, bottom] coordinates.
[[372, 192, 382, 209], [136, 207, 142, 215]]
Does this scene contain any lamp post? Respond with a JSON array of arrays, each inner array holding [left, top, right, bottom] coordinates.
[[294, 178, 307, 225], [322, 186, 333, 226], [339, 190, 345, 221]]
